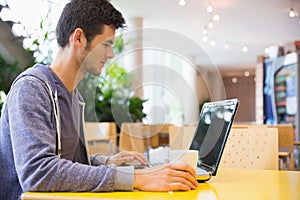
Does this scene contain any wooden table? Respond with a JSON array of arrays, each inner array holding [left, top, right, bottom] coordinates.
[[21, 168, 300, 200]]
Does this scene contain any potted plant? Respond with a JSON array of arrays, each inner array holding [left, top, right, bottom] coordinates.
[[0, 54, 20, 94], [78, 34, 147, 127]]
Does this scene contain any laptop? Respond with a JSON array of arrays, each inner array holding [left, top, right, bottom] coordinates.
[[190, 98, 239, 182], [124, 98, 239, 182]]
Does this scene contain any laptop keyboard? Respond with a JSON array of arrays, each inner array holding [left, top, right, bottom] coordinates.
[[148, 162, 165, 167]]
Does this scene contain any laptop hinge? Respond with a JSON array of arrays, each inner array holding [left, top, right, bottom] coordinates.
[[200, 162, 215, 172]]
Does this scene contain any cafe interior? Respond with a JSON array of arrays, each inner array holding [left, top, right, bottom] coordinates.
[[1, 0, 300, 199]]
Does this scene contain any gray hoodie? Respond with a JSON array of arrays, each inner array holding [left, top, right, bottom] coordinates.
[[0, 64, 134, 200]]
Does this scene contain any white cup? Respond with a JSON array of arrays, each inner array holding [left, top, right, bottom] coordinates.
[[169, 149, 199, 171]]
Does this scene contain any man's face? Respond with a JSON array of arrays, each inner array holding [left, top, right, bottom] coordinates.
[[82, 25, 116, 76]]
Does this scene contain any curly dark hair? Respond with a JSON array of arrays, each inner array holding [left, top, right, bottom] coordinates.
[[56, 0, 126, 47]]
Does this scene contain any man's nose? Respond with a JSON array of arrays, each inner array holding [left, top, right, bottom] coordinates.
[[106, 46, 114, 58]]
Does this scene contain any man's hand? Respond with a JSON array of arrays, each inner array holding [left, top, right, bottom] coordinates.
[[134, 162, 199, 191], [106, 150, 148, 166]]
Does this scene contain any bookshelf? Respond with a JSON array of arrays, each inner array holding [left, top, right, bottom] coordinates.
[[262, 52, 300, 141], [274, 64, 297, 124]]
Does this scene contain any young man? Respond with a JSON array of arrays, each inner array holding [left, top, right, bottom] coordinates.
[[0, 0, 198, 199]]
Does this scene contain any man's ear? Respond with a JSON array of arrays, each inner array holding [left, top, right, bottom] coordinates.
[[71, 28, 86, 48]]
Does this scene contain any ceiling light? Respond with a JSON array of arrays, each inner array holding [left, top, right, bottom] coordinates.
[[208, 21, 214, 29], [207, 4, 213, 13], [202, 35, 208, 42], [244, 71, 250, 77], [178, 0, 186, 6], [264, 47, 270, 54], [289, 8, 296, 17], [242, 46, 248, 53], [202, 29, 208, 35], [213, 13, 220, 21], [210, 39, 216, 46], [232, 77, 238, 84], [288, 0, 298, 18]]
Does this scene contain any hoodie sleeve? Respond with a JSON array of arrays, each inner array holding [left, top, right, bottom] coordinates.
[[7, 76, 134, 192]]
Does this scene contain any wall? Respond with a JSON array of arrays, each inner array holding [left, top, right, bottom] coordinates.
[[0, 19, 32, 68], [222, 74, 256, 122]]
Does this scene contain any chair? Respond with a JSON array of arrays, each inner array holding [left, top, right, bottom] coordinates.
[[168, 125, 196, 150], [232, 123, 268, 129], [119, 123, 149, 153], [233, 123, 295, 170], [119, 123, 171, 160], [294, 141, 300, 169], [157, 123, 175, 147], [84, 122, 117, 156], [219, 127, 279, 170], [268, 124, 295, 170]]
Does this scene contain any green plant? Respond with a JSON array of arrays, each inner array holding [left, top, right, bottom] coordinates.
[[0, 54, 19, 94], [78, 34, 148, 124], [97, 63, 147, 122], [0, 53, 34, 116], [129, 97, 147, 122], [80, 62, 147, 123], [95, 62, 132, 122]]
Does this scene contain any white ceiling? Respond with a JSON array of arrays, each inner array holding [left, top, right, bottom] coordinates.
[[111, 0, 300, 71]]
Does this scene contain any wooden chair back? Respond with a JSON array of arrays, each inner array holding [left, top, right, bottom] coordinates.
[[119, 123, 164, 153], [219, 127, 279, 170], [268, 124, 294, 169], [268, 124, 294, 146], [84, 122, 117, 155], [156, 123, 175, 147], [169, 125, 196, 150], [232, 123, 268, 129]]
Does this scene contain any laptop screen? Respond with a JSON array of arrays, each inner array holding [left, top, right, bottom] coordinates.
[[190, 99, 239, 175]]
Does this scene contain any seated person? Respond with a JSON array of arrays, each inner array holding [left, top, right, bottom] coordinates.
[[0, 1, 198, 200]]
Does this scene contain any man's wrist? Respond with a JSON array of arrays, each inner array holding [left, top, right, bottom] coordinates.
[[133, 170, 144, 190], [114, 166, 134, 191], [90, 154, 109, 165]]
